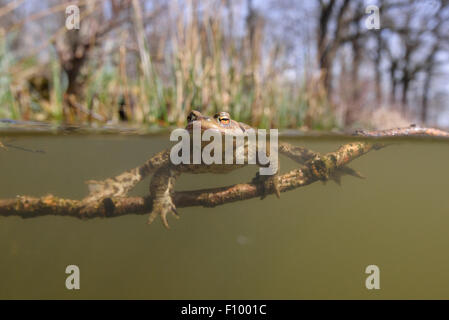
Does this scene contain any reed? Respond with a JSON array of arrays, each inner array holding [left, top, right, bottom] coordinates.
[[0, 30, 18, 120], [0, 0, 337, 130]]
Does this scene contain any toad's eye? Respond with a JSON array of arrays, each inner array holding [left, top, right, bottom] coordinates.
[[219, 116, 230, 125]]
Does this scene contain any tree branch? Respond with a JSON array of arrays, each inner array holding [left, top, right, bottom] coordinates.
[[0, 141, 375, 219], [0, 126, 447, 221]]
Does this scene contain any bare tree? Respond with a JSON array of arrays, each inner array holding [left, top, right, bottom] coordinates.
[[55, 0, 133, 120], [317, 0, 351, 96]]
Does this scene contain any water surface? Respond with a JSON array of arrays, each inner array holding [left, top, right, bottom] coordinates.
[[0, 129, 448, 299]]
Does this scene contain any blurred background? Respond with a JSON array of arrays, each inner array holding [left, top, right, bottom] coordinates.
[[0, 0, 448, 130]]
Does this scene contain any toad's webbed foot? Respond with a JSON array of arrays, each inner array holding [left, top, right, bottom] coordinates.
[[327, 166, 365, 186], [148, 167, 180, 229], [252, 172, 281, 199], [84, 149, 171, 203], [148, 194, 179, 229], [85, 168, 143, 202]]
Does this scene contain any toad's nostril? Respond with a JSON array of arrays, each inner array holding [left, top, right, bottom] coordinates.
[[188, 110, 202, 122], [187, 112, 196, 122]]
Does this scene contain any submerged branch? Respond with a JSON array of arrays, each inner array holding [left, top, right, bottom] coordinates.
[[0, 141, 380, 219], [0, 126, 447, 220]]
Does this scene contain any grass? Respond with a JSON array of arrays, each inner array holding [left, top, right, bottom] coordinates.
[[0, 30, 18, 120], [0, 1, 337, 130]]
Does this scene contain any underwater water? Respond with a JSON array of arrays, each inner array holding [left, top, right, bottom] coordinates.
[[0, 127, 448, 299]]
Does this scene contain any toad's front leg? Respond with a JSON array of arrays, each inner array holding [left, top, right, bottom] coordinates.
[[148, 167, 180, 229]]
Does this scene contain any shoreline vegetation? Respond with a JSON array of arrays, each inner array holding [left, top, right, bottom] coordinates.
[[1, 1, 448, 131], [1, 0, 323, 130]]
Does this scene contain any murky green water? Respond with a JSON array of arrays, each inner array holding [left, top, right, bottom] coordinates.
[[0, 130, 448, 299]]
